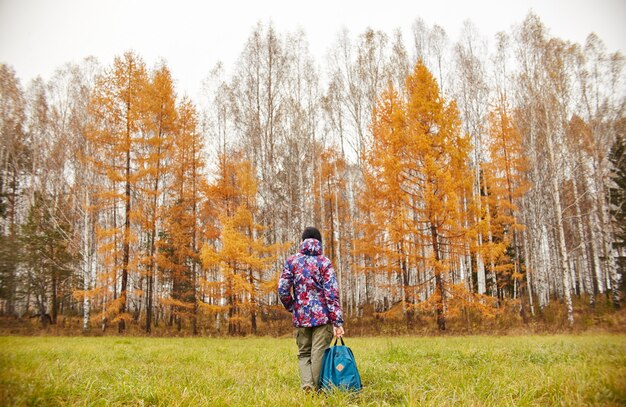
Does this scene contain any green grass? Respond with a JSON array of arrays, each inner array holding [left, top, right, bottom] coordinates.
[[1, 335, 624, 406]]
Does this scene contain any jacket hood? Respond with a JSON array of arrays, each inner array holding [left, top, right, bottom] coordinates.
[[299, 238, 322, 256]]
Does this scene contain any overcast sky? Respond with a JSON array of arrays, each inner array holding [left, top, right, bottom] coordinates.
[[1, 0, 625, 102]]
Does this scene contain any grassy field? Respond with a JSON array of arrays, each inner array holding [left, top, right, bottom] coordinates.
[[0, 335, 624, 406]]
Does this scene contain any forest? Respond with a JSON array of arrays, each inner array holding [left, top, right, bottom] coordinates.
[[0, 12, 624, 336]]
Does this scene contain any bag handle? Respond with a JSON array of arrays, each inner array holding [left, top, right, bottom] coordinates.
[[331, 336, 345, 346]]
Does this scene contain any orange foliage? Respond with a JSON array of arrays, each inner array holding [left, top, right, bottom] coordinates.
[[200, 154, 283, 335], [360, 61, 473, 330], [85, 51, 150, 332], [481, 103, 529, 298], [157, 97, 205, 333]]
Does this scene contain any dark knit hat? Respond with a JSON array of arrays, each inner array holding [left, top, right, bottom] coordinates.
[[302, 226, 322, 243]]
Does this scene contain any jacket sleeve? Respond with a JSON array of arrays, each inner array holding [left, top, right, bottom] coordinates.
[[278, 259, 294, 312], [321, 259, 344, 327]]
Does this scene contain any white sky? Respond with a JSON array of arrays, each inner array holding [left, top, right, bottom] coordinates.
[[1, 0, 625, 102]]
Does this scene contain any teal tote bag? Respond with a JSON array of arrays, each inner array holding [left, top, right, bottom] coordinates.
[[319, 337, 362, 391]]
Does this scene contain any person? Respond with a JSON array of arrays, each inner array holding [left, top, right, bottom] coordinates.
[[278, 226, 345, 392]]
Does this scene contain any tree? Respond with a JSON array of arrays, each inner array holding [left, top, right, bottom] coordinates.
[[138, 62, 177, 332], [0, 64, 27, 316], [515, 14, 575, 324], [281, 29, 321, 238], [404, 62, 472, 330], [201, 156, 281, 335], [564, 115, 600, 306], [20, 192, 75, 325], [481, 104, 529, 306], [3, 17, 624, 333], [228, 22, 288, 247], [44, 59, 101, 331], [608, 132, 625, 304], [157, 97, 204, 334], [358, 82, 420, 325], [578, 34, 624, 309], [315, 146, 351, 312], [452, 20, 490, 295], [326, 27, 399, 316], [87, 51, 149, 332], [366, 62, 472, 330]]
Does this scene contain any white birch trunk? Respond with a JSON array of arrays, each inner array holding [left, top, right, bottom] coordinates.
[[481, 174, 497, 297], [597, 180, 621, 308], [546, 128, 574, 324], [539, 225, 551, 309], [572, 178, 591, 297], [81, 189, 94, 332], [476, 248, 486, 295], [332, 173, 342, 306], [522, 229, 535, 315], [586, 197, 605, 295]]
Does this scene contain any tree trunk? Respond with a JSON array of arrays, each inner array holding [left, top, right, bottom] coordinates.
[[50, 241, 58, 324], [583, 173, 604, 302], [400, 243, 414, 328], [572, 178, 591, 299], [430, 224, 446, 331], [597, 186, 621, 309], [333, 160, 343, 309], [481, 172, 498, 299], [82, 186, 95, 332], [119, 118, 131, 334], [249, 268, 257, 335], [546, 130, 574, 325], [522, 229, 535, 316]]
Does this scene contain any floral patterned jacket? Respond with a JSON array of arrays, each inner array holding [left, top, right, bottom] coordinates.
[[278, 238, 344, 327]]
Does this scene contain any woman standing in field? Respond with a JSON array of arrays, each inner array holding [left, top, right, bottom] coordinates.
[[278, 227, 345, 392]]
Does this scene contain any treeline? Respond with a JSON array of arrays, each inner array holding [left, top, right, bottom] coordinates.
[[0, 13, 624, 335]]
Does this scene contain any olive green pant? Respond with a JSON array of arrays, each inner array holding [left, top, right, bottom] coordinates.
[[295, 324, 334, 389]]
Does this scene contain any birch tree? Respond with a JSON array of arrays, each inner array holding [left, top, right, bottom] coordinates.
[[0, 65, 27, 317]]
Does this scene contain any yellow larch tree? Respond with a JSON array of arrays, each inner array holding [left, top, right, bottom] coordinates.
[[357, 82, 423, 326], [365, 62, 473, 330], [86, 51, 149, 333], [197, 151, 236, 332], [157, 97, 204, 334], [481, 103, 529, 305], [135, 62, 177, 333], [402, 62, 473, 331], [201, 155, 282, 335]]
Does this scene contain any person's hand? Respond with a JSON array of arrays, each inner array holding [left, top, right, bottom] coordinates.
[[333, 326, 344, 338]]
